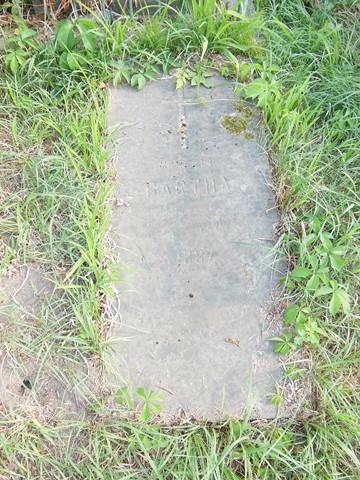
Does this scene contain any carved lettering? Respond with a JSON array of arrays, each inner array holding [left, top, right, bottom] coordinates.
[[205, 177, 216, 194], [176, 249, 214, 266], [220, 177, 231, 194], [146, 177, 233, 196], [176, 180, 186, 195], [200, 157, 212, 167], [146, 182, 157, 196], [158, 157, 212, 170], [161, 184, 171, 195], [193, 179, 200, 195]]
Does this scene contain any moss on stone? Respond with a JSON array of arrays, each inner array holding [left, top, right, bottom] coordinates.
[[234, 101, 254, 118], [244, 131, 254, 140], [221, 114, 248, 135]]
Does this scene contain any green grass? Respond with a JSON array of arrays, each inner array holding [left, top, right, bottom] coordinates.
[[0, 0, 359, 478]]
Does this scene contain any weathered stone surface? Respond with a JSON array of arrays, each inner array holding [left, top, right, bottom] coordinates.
[[108, 76, 281, 419]]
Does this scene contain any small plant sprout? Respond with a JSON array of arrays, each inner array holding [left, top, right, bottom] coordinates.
[[135, 387, 163, 422], [266, 385, 284, 406], [269, 332, 296, 355], [175, 65, 214, 90], [314, 280, 351, 316], [115, 385, 134, 410], [115, 385, 163, 421]]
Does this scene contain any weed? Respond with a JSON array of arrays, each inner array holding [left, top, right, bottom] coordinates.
[[115, 384, 163, 421], [246, 1, 359, 475], [175, 64, 215, 89]]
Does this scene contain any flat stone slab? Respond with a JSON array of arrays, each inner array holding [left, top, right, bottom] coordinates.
[[108, 76, 281, 419]]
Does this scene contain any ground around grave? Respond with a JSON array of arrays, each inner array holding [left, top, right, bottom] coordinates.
[[0, 1, 359, 478]]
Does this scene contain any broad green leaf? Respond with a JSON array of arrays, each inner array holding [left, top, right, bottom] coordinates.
[[135, 387, 146, 400], [290, 266, 312, 280], [10, 54, 18, 73], [313, 324, 326, 335], [329, 293, 341, 315], [66, 52, 86, 71], [287, 279, 296, 290], [274, 342, 284, 353], [270, 394, 283, 405], [284, 332, 293, 342], [140, 403, 151, 422], [114, 70, 124, 86], [59, 51, 70, 70], [295, 323, 306, 336], [15, 48, 27, 57], [176, 77, 185, 89], [145, 71, 157, 81], [281, 275, 295, 289], [331, 246, 347, 256], [244, 78, 267, 98], [303, 233, 317, 245], [115, 387, 133, 409], [309, 331, 320, 344], [306, 274, 320, 291], [284, 304, 298, 325], [337, 290, 351, 313], [149, 402, 162, 415], [76, 17, 97, 31], [320, 233, 333, 250], [268, 336, 284, 342], [17, 54, 26, 66], [257, 91, 268, 107], [293, 336, 304, 346], [314, 286, 333, 296], [137, 74, 146, 91], [115, 386, 127, 397], [122, 69, 131, 83], [329, 253, 345, 271], [20, 28, 36, 40], [54, 19, 75, 51], [201, 77, 215, 88], [131, 74, 140, 88], [24, 39, 38, 50], [279, 343, 291, 354], [230, 419, 241, 438], [76, 18, 97, 52], [0, 2, 12, 9]]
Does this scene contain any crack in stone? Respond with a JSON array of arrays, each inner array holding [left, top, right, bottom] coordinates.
[[177, 88, 188, 149]]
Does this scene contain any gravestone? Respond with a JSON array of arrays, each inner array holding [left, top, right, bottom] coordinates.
[[108, 75, 282, 419]]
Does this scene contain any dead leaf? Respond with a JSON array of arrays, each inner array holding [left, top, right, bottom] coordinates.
[[225, 338, 241, 348]]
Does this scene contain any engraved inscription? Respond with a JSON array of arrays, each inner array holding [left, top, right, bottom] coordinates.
[[159, 157, 212, 170], [176, 249, 214, 266], [146, 177, 231, 197]]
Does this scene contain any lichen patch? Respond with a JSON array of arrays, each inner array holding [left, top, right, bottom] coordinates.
[[221, 113, 253, 139]]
